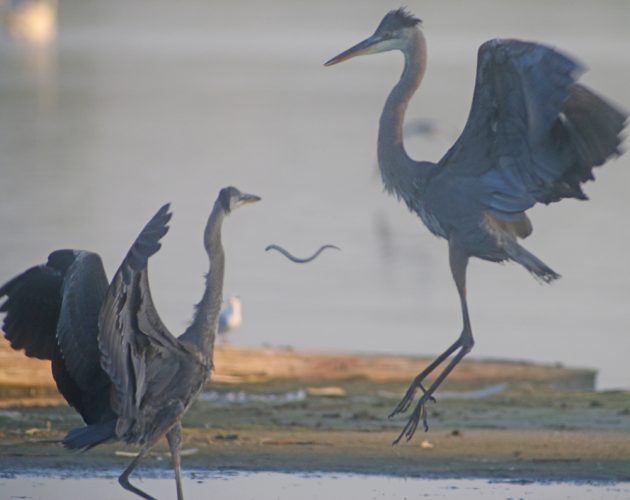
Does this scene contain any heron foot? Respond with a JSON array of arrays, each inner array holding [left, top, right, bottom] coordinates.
[[119, 475, 157, 500], [389, 378, 436, 419], [392, 394, 432, 445]]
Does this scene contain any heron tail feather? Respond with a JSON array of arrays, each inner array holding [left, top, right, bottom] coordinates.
[[506, 243, 560, 283], [63, 420, 116, 451]]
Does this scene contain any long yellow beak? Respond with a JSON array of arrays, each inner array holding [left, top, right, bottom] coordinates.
[[239, 193, 261, 205], [324, 34, 382, 66]]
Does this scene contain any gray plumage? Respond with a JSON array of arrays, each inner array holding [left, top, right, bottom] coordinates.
[[326, 8, 626, 444], [265, 244, 340, 263], [0, 187, 260, 499], [0, 249, 114, 425]]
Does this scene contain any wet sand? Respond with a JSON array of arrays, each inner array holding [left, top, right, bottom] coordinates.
[[1, 342, 629, 482], [5, 427, 629, 481]]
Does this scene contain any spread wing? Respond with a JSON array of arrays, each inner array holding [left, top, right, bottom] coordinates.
[[438, 39, 626, 216], [0, 258, 65, 360], [0, 249, 113, 423], [97, 204, 181, 422]]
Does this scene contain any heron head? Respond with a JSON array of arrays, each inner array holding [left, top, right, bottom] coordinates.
[[325, 8, 422, 66], [218, 186, 261, 214]]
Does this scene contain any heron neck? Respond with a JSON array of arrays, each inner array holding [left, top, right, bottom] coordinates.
[[181, 200, 225, 356], [378, 29, 428, 195]]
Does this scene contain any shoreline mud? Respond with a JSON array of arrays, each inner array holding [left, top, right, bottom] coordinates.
[[1, 340, 628, 481]]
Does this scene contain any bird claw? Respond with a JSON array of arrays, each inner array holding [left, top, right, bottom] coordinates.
[[392, 397, 430, 445], [389, 380, 436, 419], [388, 385, 416, 418]]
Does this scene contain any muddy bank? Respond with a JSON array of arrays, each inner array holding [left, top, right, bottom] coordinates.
[[0, 346, 628, 481], [0, 338, 596, 398], [3, 425, 630, 481]]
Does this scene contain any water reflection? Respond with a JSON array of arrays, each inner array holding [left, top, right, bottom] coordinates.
[[2, 0, 57, 44], [2, 472, 630, 500]]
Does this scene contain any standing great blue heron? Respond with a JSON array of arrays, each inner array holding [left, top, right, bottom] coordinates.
[[326, 9, 627, 443], [0, 186, 260, 499]]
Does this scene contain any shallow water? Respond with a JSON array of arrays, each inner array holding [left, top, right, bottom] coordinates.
[[199, 389, 307, 403], [0, 1, 628, 389], [2, 471, 630, 500]]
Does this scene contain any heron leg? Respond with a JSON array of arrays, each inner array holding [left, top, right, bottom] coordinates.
[[388, 338, 461, 417], [118, 445, 156, 500], [167, 423, 184, 500], [391, 241, 475, 443], [392, 344, 471, 444]]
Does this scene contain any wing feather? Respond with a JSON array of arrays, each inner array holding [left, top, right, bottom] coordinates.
[[438, 39, 626, 215], [56, 252, 110, 392], [98, 204, 179, 423], [0, 249, 113, 424], [0, 258, 65, 359]]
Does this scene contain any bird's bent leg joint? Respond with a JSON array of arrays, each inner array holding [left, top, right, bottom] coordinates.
[[459, 329, 474, 354]]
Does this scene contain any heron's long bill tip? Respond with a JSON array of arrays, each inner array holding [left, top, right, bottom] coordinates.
[[324, 36, 380, 66], [324, 54, 345, 66], [243, 194, 261, 204]]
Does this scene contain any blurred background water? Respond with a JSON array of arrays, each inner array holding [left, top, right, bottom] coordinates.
[[0, 0, 628, 389]]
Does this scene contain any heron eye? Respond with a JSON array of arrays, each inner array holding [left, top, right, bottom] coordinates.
[[382, 32, 393, 40]]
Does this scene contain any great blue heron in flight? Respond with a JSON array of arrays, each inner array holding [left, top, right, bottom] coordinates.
[[265, 243, 340, 263], [326, 8, 627, 444], [218, 294, 242, 342], [0, 186, 260, 499]]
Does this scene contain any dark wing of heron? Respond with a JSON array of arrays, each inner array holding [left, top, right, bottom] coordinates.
[[55, 251, 114, 423], [98, 204, 182, 423], [0, 258, 65, 360], [438, 39, 627, 216], [0, 249, 113, 423]]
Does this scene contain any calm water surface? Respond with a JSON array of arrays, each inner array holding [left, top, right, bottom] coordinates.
[[0, 1, 628, 388], [2, 472, 630, 500]]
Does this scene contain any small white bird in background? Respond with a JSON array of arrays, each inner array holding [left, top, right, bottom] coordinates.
[[218, 295, 242, 342]]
